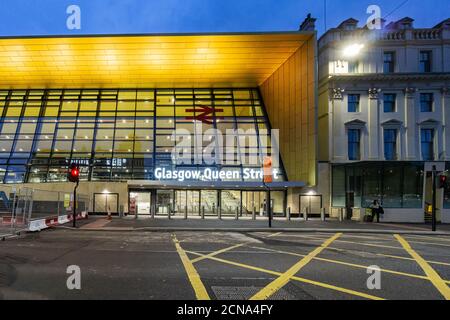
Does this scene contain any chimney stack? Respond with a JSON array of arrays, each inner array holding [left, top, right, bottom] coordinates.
[[300, 14, 316, 31]]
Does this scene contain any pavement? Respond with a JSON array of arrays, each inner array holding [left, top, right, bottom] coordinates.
[[59, 215, 450, 235], [1, 228, 450, 300]]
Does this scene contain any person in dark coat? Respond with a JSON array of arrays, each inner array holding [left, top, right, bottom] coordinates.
[[370, 200, 382, 223]]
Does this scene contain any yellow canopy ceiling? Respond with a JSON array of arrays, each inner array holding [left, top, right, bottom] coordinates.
[[0, 32, 312, 89]]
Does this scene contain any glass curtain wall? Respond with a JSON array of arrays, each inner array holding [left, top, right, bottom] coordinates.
[[0, 89, 285, 183], [332, 162, 424, 209]]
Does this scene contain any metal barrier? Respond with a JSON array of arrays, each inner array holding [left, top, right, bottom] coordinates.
[[1, 186, 90, 235]]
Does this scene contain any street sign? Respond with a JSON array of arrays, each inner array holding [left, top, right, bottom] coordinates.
[[64, 193, 71, 208]]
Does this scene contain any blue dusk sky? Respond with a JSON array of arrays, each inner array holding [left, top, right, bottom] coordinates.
[[0, 0, 448, 36]]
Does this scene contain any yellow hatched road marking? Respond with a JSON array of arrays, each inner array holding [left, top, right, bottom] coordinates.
[[191, 243, 247, 263], [249, 233, 342, 300], [326, 246, 450, 267], [258, 233, 450, 266], [405, 235, 450, 243], [271, 233, 404, 250], [172, 234, 210, 300], [404, 239, 450, 248], [186, 249, 384, 300], [248, 245, 450, 285], [395, 234, 450, 300], [190, 231, 283, 264]]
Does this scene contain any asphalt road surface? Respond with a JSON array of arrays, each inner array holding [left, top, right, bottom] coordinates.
[[1, 229, 450, 300]]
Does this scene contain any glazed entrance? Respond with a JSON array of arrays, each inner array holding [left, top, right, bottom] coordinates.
[[129, 189, 286, 218]]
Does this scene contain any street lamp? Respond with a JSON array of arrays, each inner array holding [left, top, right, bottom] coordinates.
[[343, 43, 364, 57]]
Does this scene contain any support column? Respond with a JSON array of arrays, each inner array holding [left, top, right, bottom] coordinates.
[[368, 88, 381, 160], [404, 87, 417, 160], [330, 88, 346, 161]]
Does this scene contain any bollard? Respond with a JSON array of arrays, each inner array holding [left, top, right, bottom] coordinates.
[[286, 207, 291, 221], [218, 206, 221, 220], [201, 206, 205, 219], [339, 208, 344, 222], [168, 205, 171, 219], [321, 207, 326, 222], [184, 206, 188, 220], [235, 207, 239, 220], [252, 207, 256, 220], [304, 207, 309, 221]]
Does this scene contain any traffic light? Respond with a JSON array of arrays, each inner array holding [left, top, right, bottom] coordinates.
[[68, 163, 80, 183], [439, 174, 448, 189]]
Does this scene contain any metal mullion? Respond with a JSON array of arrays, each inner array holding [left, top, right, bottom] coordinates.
[[131, 94, 137, 178], [25, 89, 47, 183], [152, 90, 157, 177], [231, 90, 244, 180], [0, 90, 11, 184], [252, 89, 263, 168], [110, 98, 118, 181], [68, 99, 81, 162], [8, 90, 28, 183], [48, 90, 65, 180], [89, 94, 101, 181]]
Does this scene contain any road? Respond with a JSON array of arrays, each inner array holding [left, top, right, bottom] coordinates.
[[1, 228, 450, 300]]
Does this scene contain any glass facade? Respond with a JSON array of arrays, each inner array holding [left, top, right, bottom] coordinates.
[[0, 88, 285, 184], [332, 162, 424, 208]]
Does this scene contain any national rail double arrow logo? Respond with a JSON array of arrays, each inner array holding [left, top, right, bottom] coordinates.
[[185, 105, 223, 124]]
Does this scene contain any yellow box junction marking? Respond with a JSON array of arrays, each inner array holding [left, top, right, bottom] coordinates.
[[395, 234, 450, 300], [172, 234, 210, 300], [250, 233, 342, 300], [186, 249, 384, 300], [248, 245, 450, 285], [191, 231, 283, 264]]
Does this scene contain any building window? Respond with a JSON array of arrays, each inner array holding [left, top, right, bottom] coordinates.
[[348, 60, 359, 73], [348, 129, 361, 160], [383, 93, 396, 112], [420, 93, 433, 112], [419, 51, 432, 73], [384, 129, 397, 160], [348, 94, 360, 112], [383, 51, 395, 73], [421, 128, 434, 161], [331, 166, 346, 207]]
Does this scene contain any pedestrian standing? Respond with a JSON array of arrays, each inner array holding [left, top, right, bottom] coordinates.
[[370, 200, 381, 223]]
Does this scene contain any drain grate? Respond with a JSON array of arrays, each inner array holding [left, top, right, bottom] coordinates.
[[211, 286, 295, 300]]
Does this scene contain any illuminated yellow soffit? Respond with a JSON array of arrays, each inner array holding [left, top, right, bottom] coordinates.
[[0, 33, 310, 89]]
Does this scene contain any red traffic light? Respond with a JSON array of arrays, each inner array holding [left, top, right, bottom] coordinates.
[[68, 164, 80, 183], [439, 175, 448, 189]]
